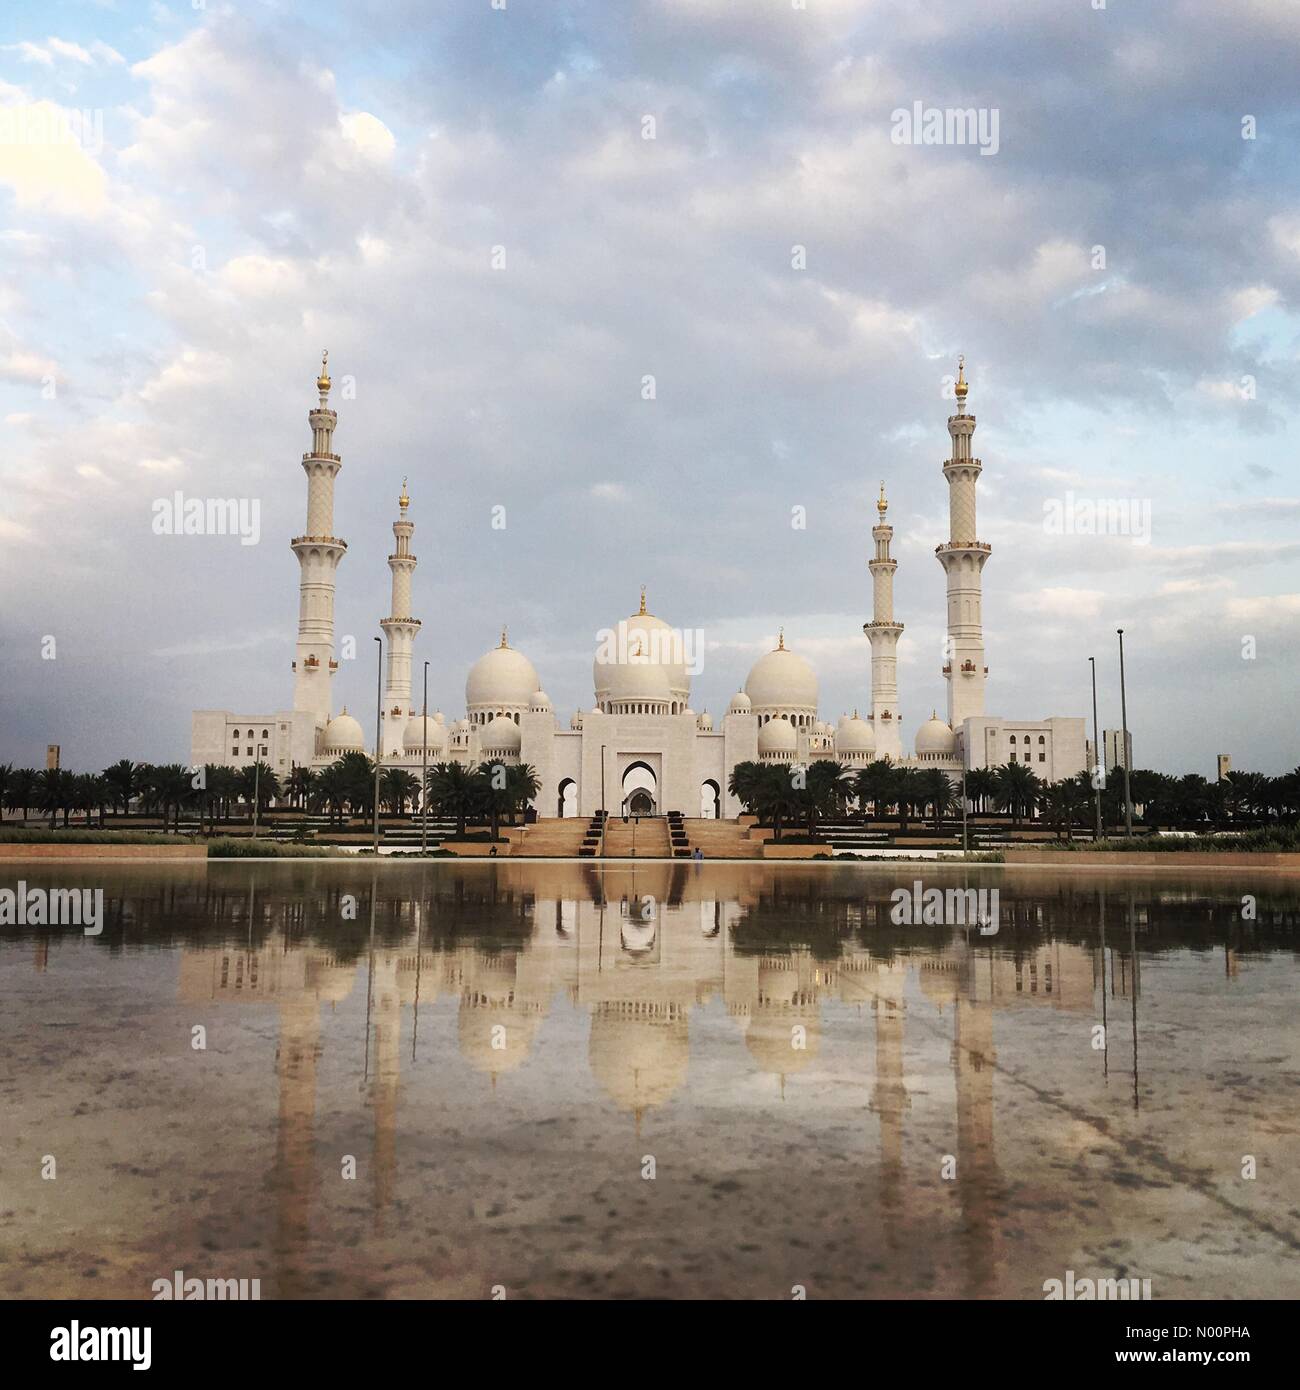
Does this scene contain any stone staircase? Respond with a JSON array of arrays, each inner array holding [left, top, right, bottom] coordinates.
[[677, 817, 764, 859], [513, 819, 592, 857], [601, 815, 671, 858]]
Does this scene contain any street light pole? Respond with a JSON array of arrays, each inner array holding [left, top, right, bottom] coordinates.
[[600, 742, 607, 857], [1117, 628, 1133, 838], [252, 757, 260, 840], [373, 636, 383, 855], [421, 660, 429, 856], [1089, 655, 1103, 841]]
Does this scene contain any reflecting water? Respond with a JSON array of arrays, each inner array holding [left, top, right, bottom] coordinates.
[[2, 861, 1298, 1300]]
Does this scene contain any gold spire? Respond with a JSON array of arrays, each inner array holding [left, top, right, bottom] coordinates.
[[638, 584, 647, 616], [877, 480, 888, 517], [399, 476, 410, 511], [954, 354, 968, 401], [777, 627, 785, 651], [316, 349, 331, 395], [499, 626, 509, 649]]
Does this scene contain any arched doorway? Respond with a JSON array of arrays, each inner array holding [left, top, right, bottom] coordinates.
[[700, 779, 721, 819], [558, 777, 577, 818], [621, 761, 657, 815]]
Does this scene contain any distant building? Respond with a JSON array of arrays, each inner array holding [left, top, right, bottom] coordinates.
[[1103, 728, 1133, 772], [45, 744, 60, 770], [1217, 754, 1232, 781]]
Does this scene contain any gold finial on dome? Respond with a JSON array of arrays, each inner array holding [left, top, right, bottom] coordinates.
[[877, 481, 888, 516], [954, 353, 968, 401], [399, 476, 410, 511], [499, 626, 509, 648], [777, 627, 785, 651], [639, 584, 647, 616], [316, 349, 331, 395]]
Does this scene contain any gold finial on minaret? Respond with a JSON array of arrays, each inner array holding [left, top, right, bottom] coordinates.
[[500, 625, 509, 648], [954, 353, 968, 405], [777, 627, 785, 651], [639, 584, 647, 616], [316, 349, 331, 395], [877, 480, 888, 517], [399, 476, 410, 511]]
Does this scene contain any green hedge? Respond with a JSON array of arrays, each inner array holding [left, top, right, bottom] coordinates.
[[206, 838, 354, 858], [0, 828, 192, 844]]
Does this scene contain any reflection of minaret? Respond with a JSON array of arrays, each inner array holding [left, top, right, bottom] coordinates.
[[380, 481, 421, 756], [291, 352, 347, 727], [370, 955, 402, 1225], [952, 971, 999, 1296], [869, 964, 910, 1247], [864, 483, 904, 760], [937, 357, 990, 735], [274, 992, 320, 1297]]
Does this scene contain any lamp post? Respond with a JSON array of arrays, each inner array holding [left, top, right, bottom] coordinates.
[[373, 636, 383, 855], [1117, 629, 1133, 838], [421, 660, 429, 856], [1089, 655, 1103, 840], [252, 757, 260, 840], [600, 742, 607, 857]]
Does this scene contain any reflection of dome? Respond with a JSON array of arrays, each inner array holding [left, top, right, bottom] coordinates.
[[835, 713, 875, 758], [728, 690, 751, 714], [457, 998, 538, 1076], [403, 714, 445, 754], [466, 633, 540, 711], [593, 592, 690, 711], [744, 1010, 821, 1076], [745, 634, 818, 714], [482, 714, 522, 753], [758, 715, 797, 758], [528, 690, 552, 713], [323, 709, 365, 752], [915, 712, 956, 757], [588, 1004, 690, 1114]]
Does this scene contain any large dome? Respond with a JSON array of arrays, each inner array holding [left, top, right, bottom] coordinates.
[[915, 712, 956, 756], [466, 631, 540, 711], [744, 633, 818, 715], [592, 590, 690, 711], [323, 709, 365, 753]]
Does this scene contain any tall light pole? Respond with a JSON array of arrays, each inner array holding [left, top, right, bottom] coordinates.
[[1089, 655, 1103, 841], [373, 635, 383, 855], [1117, 628, 1133, 838], [252, 757, 260, 840], [600, 742, 607, 857], [421, 660, 430, 856]]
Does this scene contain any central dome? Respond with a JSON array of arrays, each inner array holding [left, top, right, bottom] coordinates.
[[592, 588, 691, 713]]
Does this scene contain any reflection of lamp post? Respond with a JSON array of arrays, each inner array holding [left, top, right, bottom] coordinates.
[[421, 660, 429, 856], [1089, 655, 1103, 840], [373, 636, 383, 855], [1117, 629, 1133, 838], [252, 758, 260, 840]]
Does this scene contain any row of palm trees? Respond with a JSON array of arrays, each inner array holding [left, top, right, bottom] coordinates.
[[725, 759, 1300, 840], [0, 756, 541, 840]]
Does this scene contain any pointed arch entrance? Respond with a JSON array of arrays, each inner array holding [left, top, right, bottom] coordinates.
[[621, 760, 658, 816]]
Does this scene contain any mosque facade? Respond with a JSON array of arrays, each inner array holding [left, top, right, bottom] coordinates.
[[191, 354, 1087, 816]]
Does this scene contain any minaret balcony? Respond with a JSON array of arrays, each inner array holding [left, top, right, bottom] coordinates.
[[935, 541, 991, 555], [302, 451, 342, 464]]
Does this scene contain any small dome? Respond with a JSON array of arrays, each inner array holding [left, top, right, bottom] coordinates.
[[403, 714, 445, 754], [745, 635, 818, 713], [696, 710, 713, 731], [758, 715, 797, 756], [323, 709, 365, 752], [482, 714, 522, 753], [728, 690, 752, 715], [570, 710, 584, 730], [836, 713, 876, 756], [433, 710, 446, 725], [528, 690, 552, 713], [915, 712, 956, 756], [466, 633, 540, 710]]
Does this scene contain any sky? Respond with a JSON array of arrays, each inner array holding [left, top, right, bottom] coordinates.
[[1, 0, 1298, 775]]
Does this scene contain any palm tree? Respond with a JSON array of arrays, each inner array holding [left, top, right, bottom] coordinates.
[[892, 766, 922, 830], [965, 767, 998, 815], [235, 762, 281, 821], [992, 762, 1040, 827], [476, 761, 514, 840], [428, 761, 483, 838], [35, 768, 69, 828], [506, 764, 541, 823], [917, 768, 956, 830], [380, 766, 420, 816], [5, 767, 37, 825], [0, 763, 9, 821], [755, 764, 799, 841], [800, 758, 848, 835], [102, 759, 139, 817], [854, 759, 895, 821], [288, 764, 318, 811], [313, 762, 349, 827], [149, 763, 195, 832], [334, 750, 376, 819], [727, 761, 765, 815], [1042, 778, 1086, 840]]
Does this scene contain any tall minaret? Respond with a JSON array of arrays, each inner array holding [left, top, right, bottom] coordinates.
[[937, 356, 990, 737], [864, 482, 904, 760], [380, 480, 421, 757], [291, 352, 347, 727]]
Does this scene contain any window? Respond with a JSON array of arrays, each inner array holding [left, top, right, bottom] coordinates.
[[1038, 753, 1045, 763], [1009, 751, 1017, 762], [232, 729, 241, 739], [1038, 735, 1046, 744], [246, 747, 253, 756], [1009, 734, 1017, 745], [259, 745, 268, 756], [261, 728, 269, 739]]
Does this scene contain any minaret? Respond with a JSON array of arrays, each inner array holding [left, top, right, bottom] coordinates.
[[291, 352, 347, 728], [937, 356, 990, 737], [380, 480, 421, 757], [864, 482, 904, 760]]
